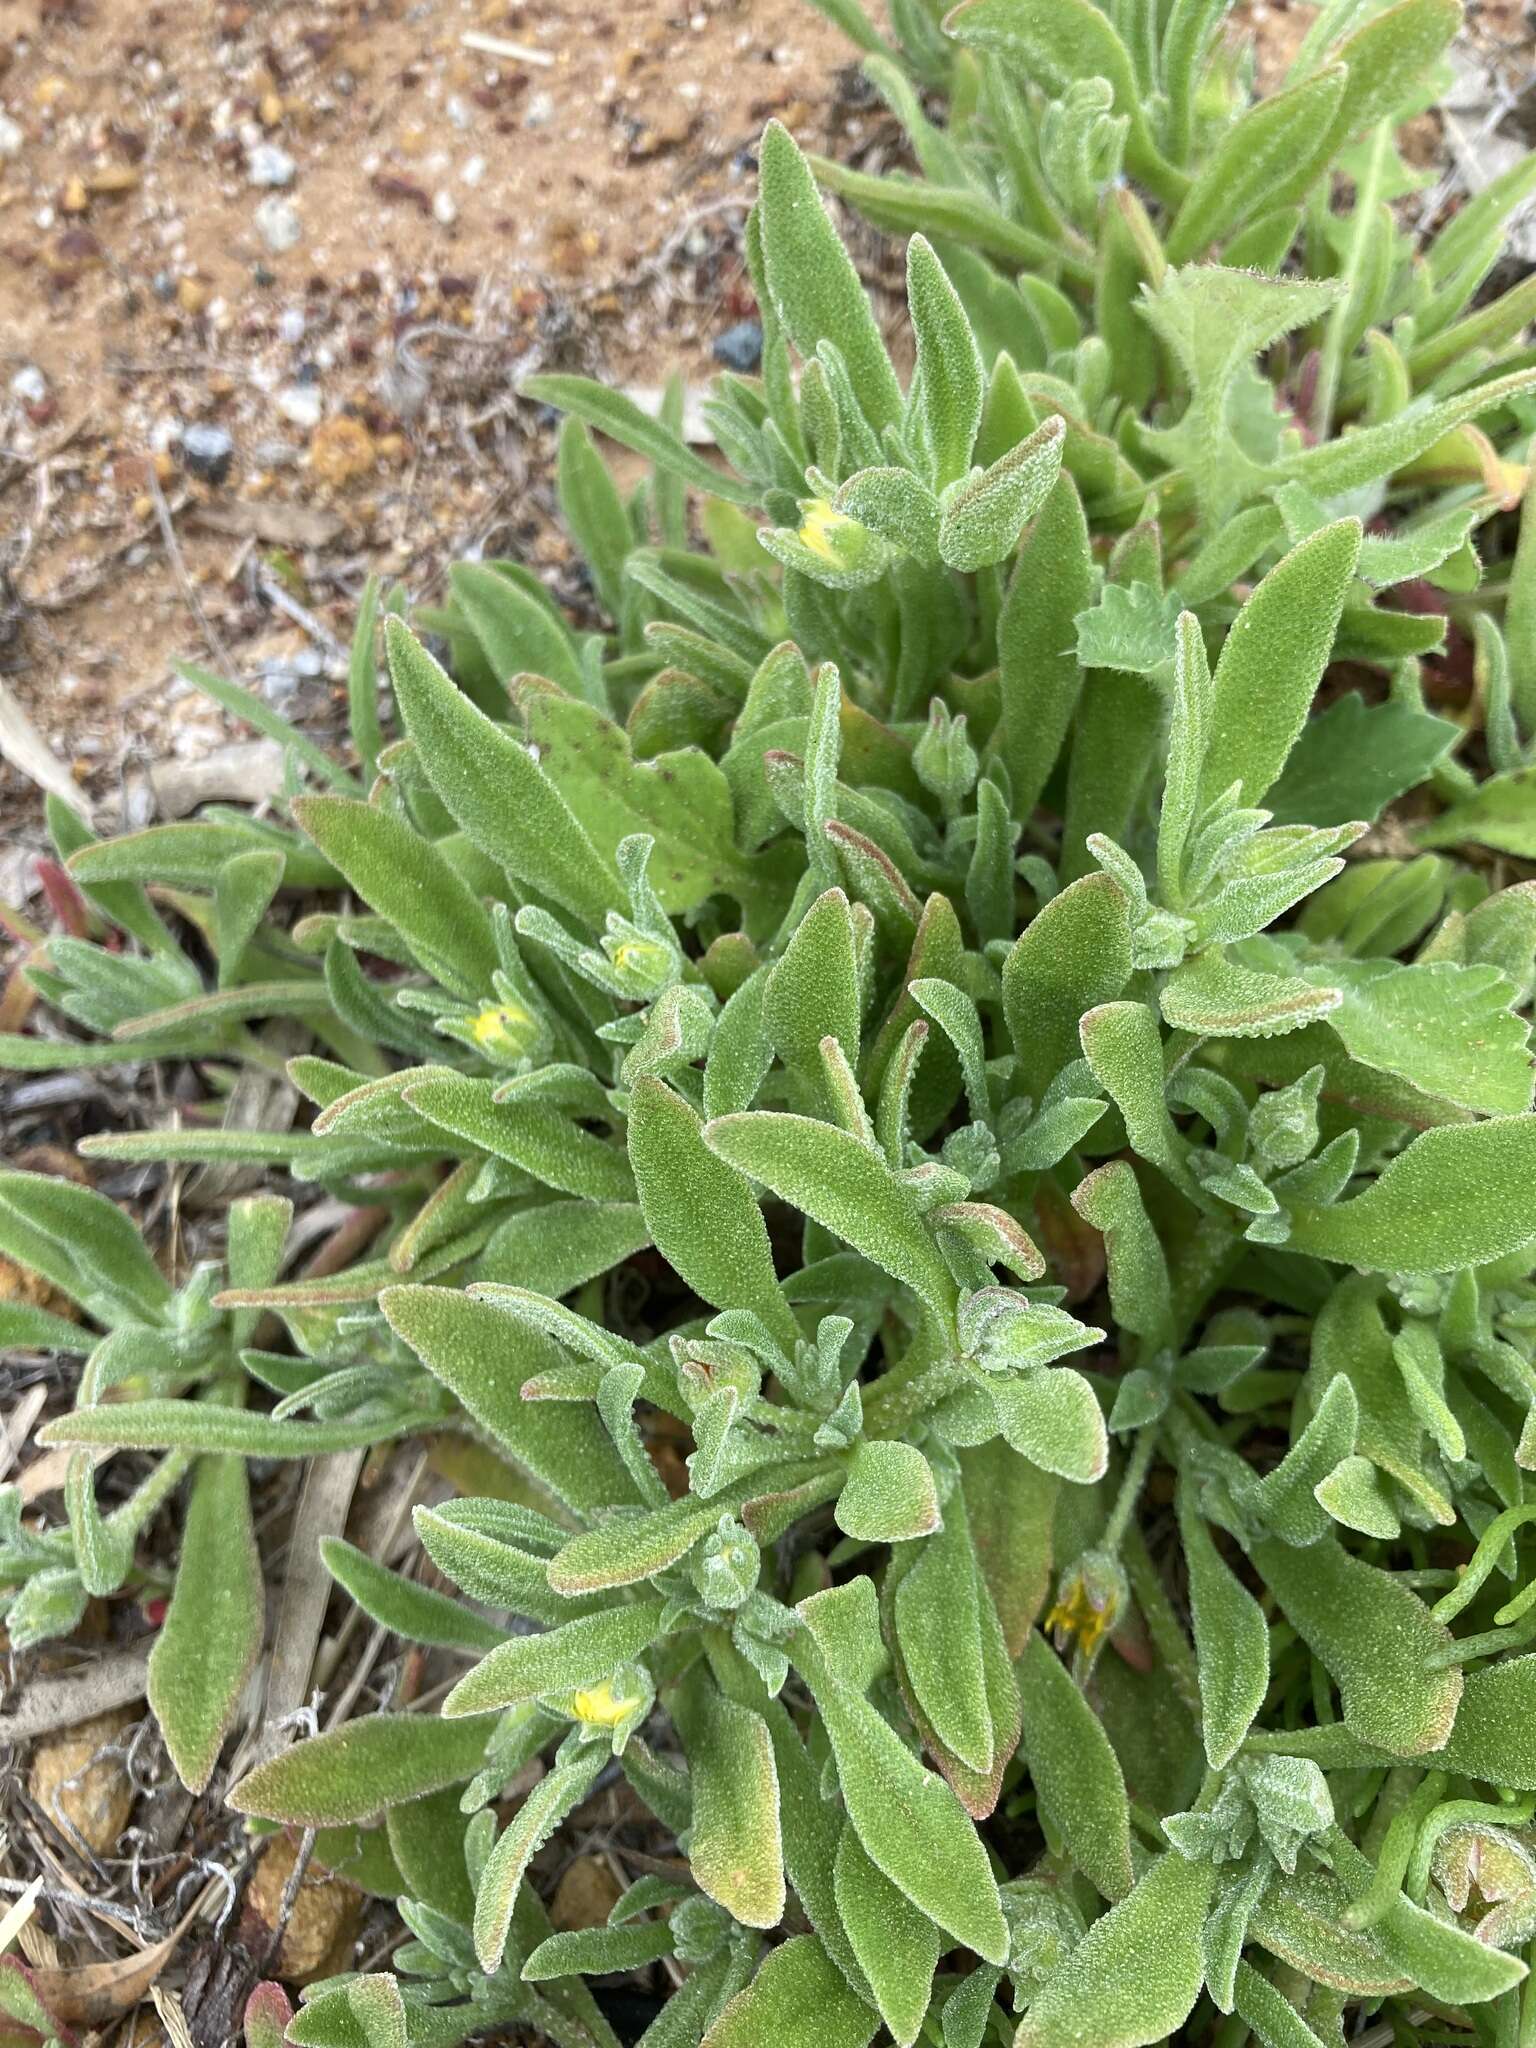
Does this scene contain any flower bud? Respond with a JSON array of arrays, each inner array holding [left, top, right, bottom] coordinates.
[[690, 1515, 760, 1609]]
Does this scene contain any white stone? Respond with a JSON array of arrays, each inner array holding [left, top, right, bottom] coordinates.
[[254, 195, 302, 253], [248, 142, 296, 189], [275, 383, 323, 429]]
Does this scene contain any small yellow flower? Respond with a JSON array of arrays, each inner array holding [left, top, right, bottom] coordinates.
[[797, 499, 852, 564], [1045, 1550, 1125, 1662], [470, 1002, 536, 1056], [1044, 1583, 1114, 1659], [569, 1680, 637, 1728], [611, 939, 670, 980]]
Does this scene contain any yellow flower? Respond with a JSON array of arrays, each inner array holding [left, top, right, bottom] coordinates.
[[569, 1680, 637, 1728], [797, 499, 852, 564], [1044, 1584, 1114, 1659], [1045, 1551, 1124, 1661], [469, 1002, 536, 1056], [610, 939, 670, 980]]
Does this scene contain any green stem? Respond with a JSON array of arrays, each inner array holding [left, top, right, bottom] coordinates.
[[1314, 124, 1392, 437], [1121, 1520, 1203, 1722], [1104, 1424, 1159, 1556], [105, 1447, 192, 1537], [1339, 1774, 1446, 1930]]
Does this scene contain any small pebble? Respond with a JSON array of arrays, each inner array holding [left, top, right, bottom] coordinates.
[[9, 365, 48, 407], [179, 421, 235, 485], [254, 196, 302, 253], [433, 190, 458, 227], [278, 306, 307, 344], [524, 90, 554, 128], [0, 114, 23, 159], [275, 382, 323, 429], [248, 141, 296, 189], [713, 319, 763, 373], [460, 155, 486, 187]]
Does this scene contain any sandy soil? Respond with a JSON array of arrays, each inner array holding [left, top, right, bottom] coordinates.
[[0, 0, 864, 865]]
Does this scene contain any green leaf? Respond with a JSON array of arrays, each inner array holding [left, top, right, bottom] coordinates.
[[1075, 582, 1185, 677], [414, 1503, 579, 1628], [448, 561, 593, 705], [520, 375, 757, 505], [522, 686, 780, 927], [938, 415, 1066, 573], [174, 659, 357, 792], [832, 1825, 938, 2047], [474, 1200, 651, 1298], [524, 1920, 675, 1980], [703, 1112, 957, 1320], [321, 1537, 506, 1653], [291, 794, 498, 1002], [147, 1455, 263, 1792], [1435, 1655, 1536, 1788], [996, 473, 1094, 820], [946, 0, 1184, 204], [1162, 949, 1342, 1041], [765, 888, 862, 1109], [1266, 694, 1458, 828], [1177, 1483, 1268, 1769], [385, 621, 619, 927], [37, 1399, 415, 1459], [0, 1170, 171, 1326], [1012, 1851, 1216, 2048], [474, 1747, 605, 1971], [702, 1936, 879, 2048], [1004, 874, 1133, 1099], [379, 1286, 643, 1511], [1285, 1116, 1536, 1272], [835, 1440, 941, 1542], [0, 1301, 93, 1353], [1416, 767, 1536, 859], [1283, 363, 1536, 500], [556, 419, 632, 621], [892, 1486, 995, 1775], [1327, 0, 1462, 145], [1252, 1536, 1461, 1755], [1019, 1631, 1134, 1900], [385, 1786, 477, 1923], [962, 1440, 1056, 1656], [444, 1601, 667, 1715], [1165, 68, 1345, 263], [1200, 519, 1363, 809], [67, 818, 337, 893], [212, 849, 285, 987], [406, 1072, 634, 1203], [230, 1712, 500, 1825], [792, 1628, 1009, 1963], [1315, 959, 1533, 1116], [1079, 1001, 1192, 1194], [907, 236, 983, 491], [757, 122, 902, 435], [672, 1669, 786, 1929], [548, 1493, 736, 1595]]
